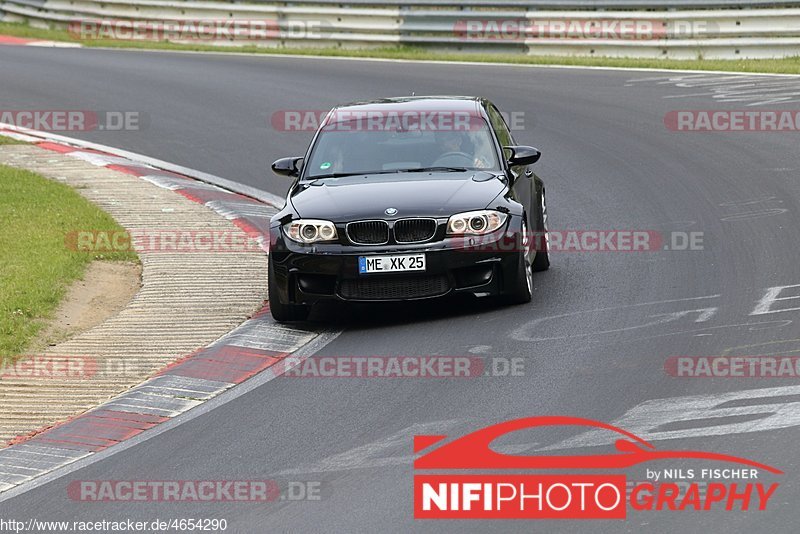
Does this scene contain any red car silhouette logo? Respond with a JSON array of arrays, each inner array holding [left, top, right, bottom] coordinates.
[[414, 416, 782, 473]]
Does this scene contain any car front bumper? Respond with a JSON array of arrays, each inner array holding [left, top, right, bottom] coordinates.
[[268, 216, 527, 305]]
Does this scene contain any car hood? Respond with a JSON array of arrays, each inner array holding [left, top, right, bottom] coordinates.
[[290, 172, 507, 221]]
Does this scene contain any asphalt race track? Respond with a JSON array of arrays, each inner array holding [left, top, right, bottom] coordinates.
[[2, 46, 800, 532]]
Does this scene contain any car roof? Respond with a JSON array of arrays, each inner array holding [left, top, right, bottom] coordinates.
[[331, 96, 485, 115]]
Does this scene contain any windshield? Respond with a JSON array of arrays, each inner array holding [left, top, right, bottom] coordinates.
[[304, 116, 500, 179]]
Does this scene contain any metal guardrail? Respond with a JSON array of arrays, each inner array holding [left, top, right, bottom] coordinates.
[[2, 0, 800, 59], [175, 0, 800, 5], [261, 0, 799, 5]]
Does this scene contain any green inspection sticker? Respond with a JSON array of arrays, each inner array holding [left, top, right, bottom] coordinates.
[[320, 162, 331, 170]]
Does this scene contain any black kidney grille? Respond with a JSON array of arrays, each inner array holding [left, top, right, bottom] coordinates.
[[347, 220, 389, 245], [394, 218, 437, 243], [339, 275, 450, 300]]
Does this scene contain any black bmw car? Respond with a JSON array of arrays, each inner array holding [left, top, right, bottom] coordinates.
[[267, 96, 549, 321]]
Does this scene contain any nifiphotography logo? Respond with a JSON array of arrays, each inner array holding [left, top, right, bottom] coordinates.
[[413, 416, 782, 519]]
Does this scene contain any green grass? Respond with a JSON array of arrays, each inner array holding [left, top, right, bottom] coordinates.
[[2, 21, 800, 74], [0, 136, 27, 145], [0, 160, 137, 360]]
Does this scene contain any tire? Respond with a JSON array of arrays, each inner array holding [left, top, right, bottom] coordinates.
[[268, 256, 310, 322], [532, 190, 550, 272], [506, 221, 533, 305]]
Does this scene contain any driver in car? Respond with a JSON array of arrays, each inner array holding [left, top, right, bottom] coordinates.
[[434, 130, 494, 169]]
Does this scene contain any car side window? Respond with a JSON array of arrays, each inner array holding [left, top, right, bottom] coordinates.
[[486, 104, 513, 149]]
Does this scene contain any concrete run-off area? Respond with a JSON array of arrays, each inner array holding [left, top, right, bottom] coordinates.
[[0, 144, 269, 448]]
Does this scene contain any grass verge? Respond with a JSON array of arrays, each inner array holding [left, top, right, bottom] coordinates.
[[0, 136, 27, 145], [0, 156, 137, 361], [2, 21, 800, 74]]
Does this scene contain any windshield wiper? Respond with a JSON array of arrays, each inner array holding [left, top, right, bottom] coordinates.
[[305, 167, 469, 181], [304, 170, 403, 180], [397, 166, 469, 173]]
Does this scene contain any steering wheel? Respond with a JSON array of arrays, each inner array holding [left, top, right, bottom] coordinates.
[[433, 151, 473, 167]]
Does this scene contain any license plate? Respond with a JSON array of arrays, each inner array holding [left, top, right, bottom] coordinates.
[[359, 254, 426, 274]]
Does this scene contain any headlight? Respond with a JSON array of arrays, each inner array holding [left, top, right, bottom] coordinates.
[[446, 210, 507, 235], [283, 219, 338, 244]]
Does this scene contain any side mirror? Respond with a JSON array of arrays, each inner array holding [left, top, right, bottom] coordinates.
[[272, 157, 303, 177], [504, 146, 541, 167]]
